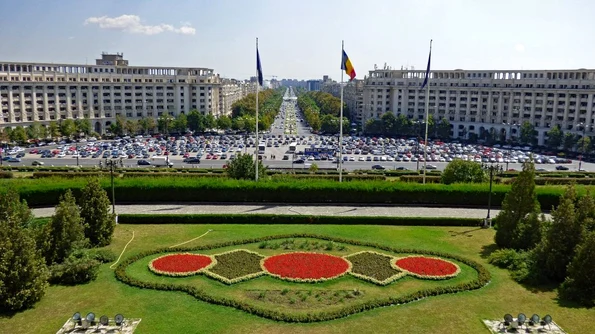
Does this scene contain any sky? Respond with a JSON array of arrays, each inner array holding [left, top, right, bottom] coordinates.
[[1, 0, 594, 80]]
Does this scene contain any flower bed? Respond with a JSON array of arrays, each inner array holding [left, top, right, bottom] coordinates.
[[149, 253, 215, 277], [345, 251, 405, 285], [393, 256, 460, 279], [205, 249, 265, 284], [261, 252, 351, 282]]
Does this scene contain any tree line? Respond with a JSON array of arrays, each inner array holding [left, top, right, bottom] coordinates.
[[296, 91, 349, 134], [231, 88, 283, 132], [364, 113, 452, 139], [0, 179, 116, 312]]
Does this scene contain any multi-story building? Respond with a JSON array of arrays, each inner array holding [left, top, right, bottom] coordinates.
[[0, 53, 221, 134], [218, 78, 244, 116], [363, 68, 595, 145], [321, 79, 363, 124], [306, 80, 321, 91]]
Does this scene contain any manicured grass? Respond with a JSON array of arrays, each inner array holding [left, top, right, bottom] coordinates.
[[0, 224, 591, 333]]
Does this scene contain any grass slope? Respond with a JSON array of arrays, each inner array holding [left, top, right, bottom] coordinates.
[[0, 224, 590, 333]]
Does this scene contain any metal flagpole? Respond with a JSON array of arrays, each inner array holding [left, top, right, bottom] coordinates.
[[423, 40, 433, 185], [255, 37, 259, 182], [339, 40, 344, 182]]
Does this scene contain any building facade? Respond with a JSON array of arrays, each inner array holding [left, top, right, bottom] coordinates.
[[218, 78, 244, 116], [363, 68, 595, 145], [0, 53, 221, 134], [321, 79, 364, 124], [306, 80, 321, 91]]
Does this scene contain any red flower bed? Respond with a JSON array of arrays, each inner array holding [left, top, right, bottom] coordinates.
[[393, 256, 459, 279], [262, 252, 351, 282], [149, 253, 214, 276]]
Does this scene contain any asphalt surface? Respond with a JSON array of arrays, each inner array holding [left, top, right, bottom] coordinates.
[[31, 203, 501, 219]]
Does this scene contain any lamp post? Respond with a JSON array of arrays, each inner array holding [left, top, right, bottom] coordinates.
[[578, 122, 591, 172], [105, 158, 118, 215], [482, 162, 503, 228], [75, 144, 79, 167]]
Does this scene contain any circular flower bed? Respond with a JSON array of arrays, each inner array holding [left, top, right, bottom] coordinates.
[[149, 253, 215, 277], [393, 256, 460, 279], [261, 252, 351, 282]]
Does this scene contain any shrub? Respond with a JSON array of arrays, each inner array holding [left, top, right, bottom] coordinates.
[[559, 231, 595, 306], [225, 153, 266, 180], [49, 253, 100, 285], [488, 248, 532, 282], [79, 178, 116, 247], [399, 175, 441, 183], [441, 159, 486, 184], [0, 171, 13, 178], [86, 248, 117, 263]]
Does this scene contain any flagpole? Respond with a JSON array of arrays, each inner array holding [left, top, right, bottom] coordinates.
[[423, 39, 433, 185], [339, 40, 344, 183], [255, 37, 259, 182]]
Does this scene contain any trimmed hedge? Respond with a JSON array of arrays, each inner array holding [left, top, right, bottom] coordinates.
[[2, 177, 566, 208], [399, 175, 442, 183], [32, 172, 113, 179], [270, 174, 386, 181], [121, 172, 225, 178], [0, 171, 13, 178], [115, 233, 491, 322], [117, 214, 482, 226]]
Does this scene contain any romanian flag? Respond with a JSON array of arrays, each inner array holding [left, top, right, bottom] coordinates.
[[341, 50, 356, 81]]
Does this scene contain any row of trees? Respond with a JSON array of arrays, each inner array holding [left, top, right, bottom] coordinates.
[[231, 88, 283, 132], [0, 118, 95, 143], [546, 125, 592, 153], [491, 162, 595, 306], [0, 179, 116, 311], [364, 113, 452, 139], [296, 92, 349, 133]]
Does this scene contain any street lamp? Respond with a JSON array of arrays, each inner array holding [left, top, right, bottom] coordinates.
[[482, 162, 503, 228], [578, 122, 592, 171], [75, 144, 79, 167], [105, 158, 118, 216]]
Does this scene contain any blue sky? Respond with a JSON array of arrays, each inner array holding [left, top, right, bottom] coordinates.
[[1, 0, 594, 80]]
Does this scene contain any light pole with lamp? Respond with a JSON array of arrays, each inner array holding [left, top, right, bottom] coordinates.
[[578, 122, 592, 171], [482, 162, 503, 228]]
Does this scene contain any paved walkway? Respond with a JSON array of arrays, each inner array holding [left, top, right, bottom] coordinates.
[[32, 204, 500, 218]]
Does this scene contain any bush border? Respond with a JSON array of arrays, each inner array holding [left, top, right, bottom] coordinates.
[[115, 233, 491, 322]]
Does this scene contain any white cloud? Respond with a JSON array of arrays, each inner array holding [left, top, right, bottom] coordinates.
[[84, 15, 195, 35], [515, 43, 525, 53]]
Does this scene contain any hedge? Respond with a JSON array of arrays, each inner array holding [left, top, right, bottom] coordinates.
[[399, 175, 442, 183], [1, 177, 566, 208], [0, 171, 13, 179], [121, 172, 225, 178], [270, 174, 386, 181], [115, 233, 491, 322], [32, 172, 114, 179], [117, 214, 482, 226]]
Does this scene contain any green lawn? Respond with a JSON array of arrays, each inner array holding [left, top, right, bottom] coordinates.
[[1, 224, 591, 333]]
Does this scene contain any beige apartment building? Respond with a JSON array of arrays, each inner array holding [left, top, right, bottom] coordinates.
[[363, 68, 595, 145], [321, 79, 364, 125], [0, 53, 237, 134]]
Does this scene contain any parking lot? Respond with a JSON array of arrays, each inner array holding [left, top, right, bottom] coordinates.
[[1, 86, 592, 172]]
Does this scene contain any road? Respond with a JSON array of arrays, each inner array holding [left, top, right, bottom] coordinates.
[[31, 203, 502, 218]]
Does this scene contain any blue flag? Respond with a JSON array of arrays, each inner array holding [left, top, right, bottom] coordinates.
[[257, 48, 263, 87], [421, 41, 432, 89]]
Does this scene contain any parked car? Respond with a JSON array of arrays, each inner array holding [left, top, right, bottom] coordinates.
[[8, 157, 21, 163]]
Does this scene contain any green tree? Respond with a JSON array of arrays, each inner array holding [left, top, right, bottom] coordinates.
[[74, 118, 92, 136], [42, 190, 87, 265], [79, 178, 116, 247], [205, 114, 216, 130], [138, 117, 156, 135], [559, 231, 595, 306], [9, 126, 28, 143], [519, 121, 536, 146], [533, 185, 588, 282], [26, 122, 42, 140], [157, 115, 174, 134], [225, 153, 266, 180], [48, 121, 60, 139], [577, 136, 591, 156], [174, 113, 188, 133], [494, 160, 543, 250], [0, 191, 49, 311], [436, 118, 451, 140], [364, 119, 383, 135], [231, 117, 245, 131], [563, 132, 577, 151], [59, 119, 76, 138], [0, 187, 33, 228], [546, 125, 563, 150], [124, 119, 139, 135], [217, 115, 232, 130], [187, 110, 206, 133], [441, 159, 486, 184], [381, 113, 397, 137]]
